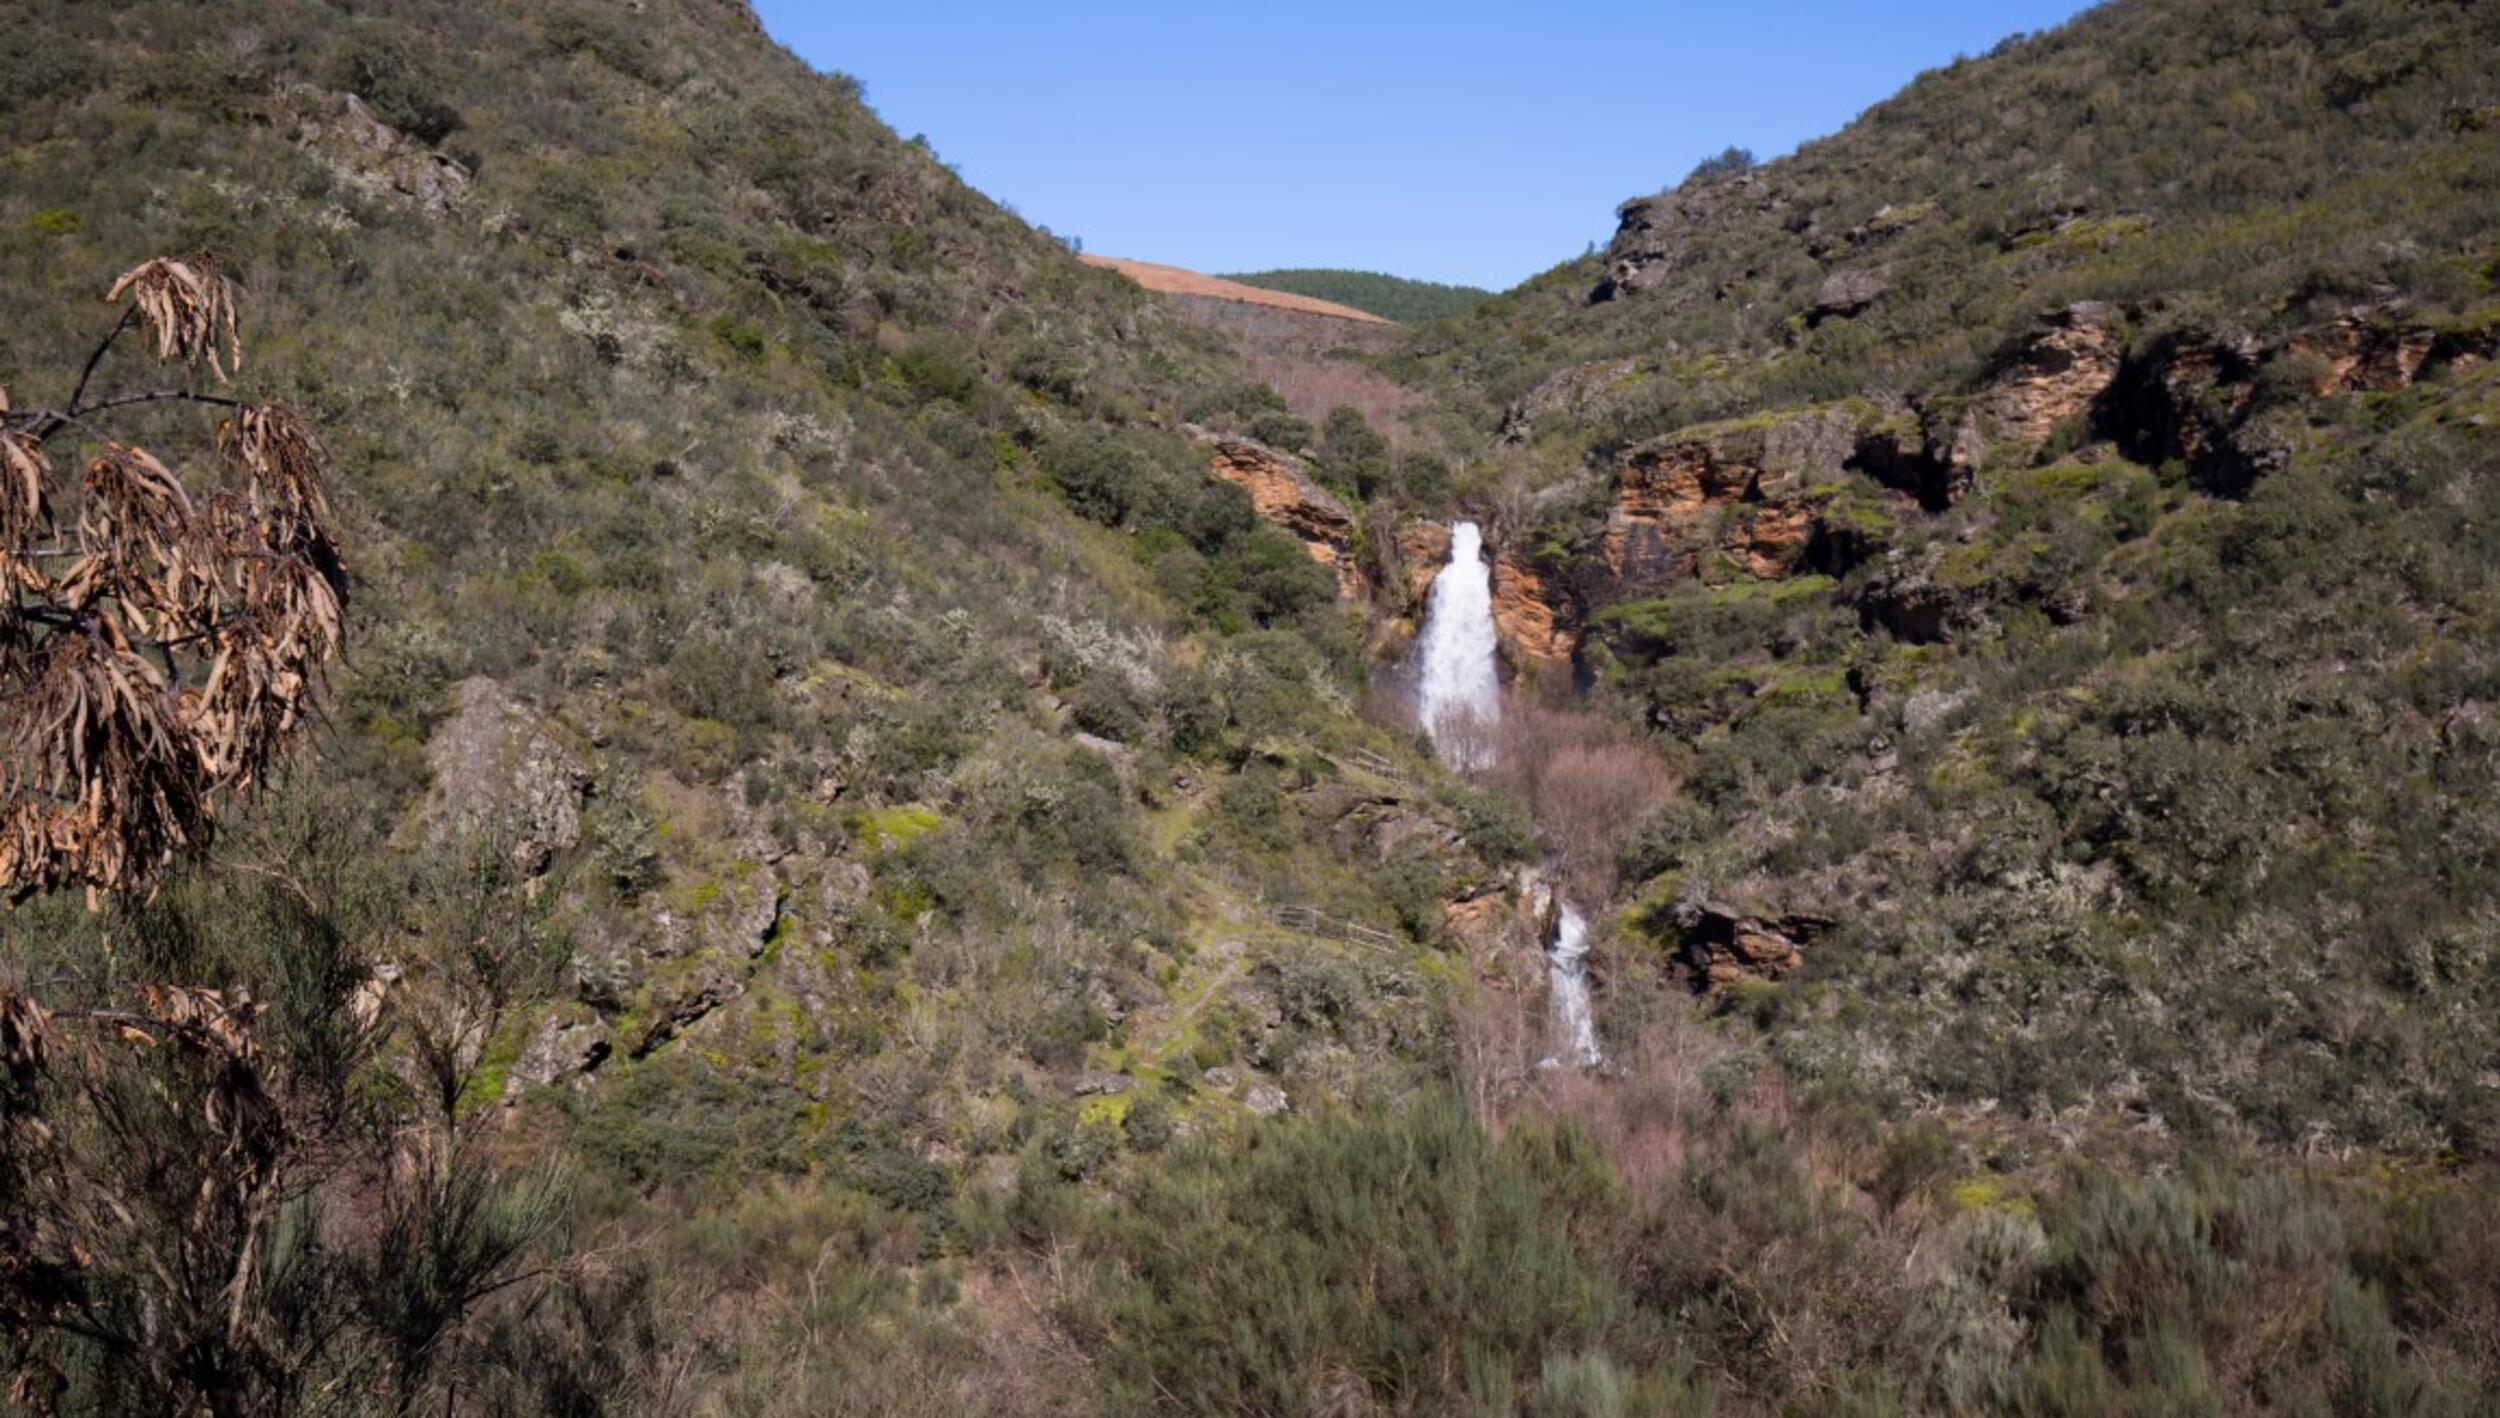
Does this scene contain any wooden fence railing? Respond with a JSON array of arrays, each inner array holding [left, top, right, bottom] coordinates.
[[1343, 747, 1408, 785], [1269, 905, 1401, 954]]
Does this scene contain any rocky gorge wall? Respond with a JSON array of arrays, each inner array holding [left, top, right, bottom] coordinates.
[[1190, 431, 1582, 679], [1190, 284, 2500, 1002]]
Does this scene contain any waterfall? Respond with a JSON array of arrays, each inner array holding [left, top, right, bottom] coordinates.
[[1540, 903, 1603, 1070], [1415, 520, 1501, 771], [1414, 522, 1598, 1069]]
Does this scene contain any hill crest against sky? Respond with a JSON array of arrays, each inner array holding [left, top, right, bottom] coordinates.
[[753, 0, 2096, 287]]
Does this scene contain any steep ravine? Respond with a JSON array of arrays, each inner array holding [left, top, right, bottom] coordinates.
[[1412, 520, 1603, 1069]]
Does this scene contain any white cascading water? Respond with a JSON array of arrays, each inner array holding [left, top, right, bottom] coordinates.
[[1412, 522, 1600, 1068], [1415, 520, 1502, 771], [1540, 904, 1603, 1070]]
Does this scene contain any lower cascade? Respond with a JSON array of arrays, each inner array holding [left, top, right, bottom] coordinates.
[[1415, 520, 1502, 770], [1541, 903, 1603, 1070]]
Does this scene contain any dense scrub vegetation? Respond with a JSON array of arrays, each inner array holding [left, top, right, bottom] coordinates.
[[1371, 0, 2500, 1161], [1393, 0, 2500, 468], [4, 0, 2499, 1410], [1572, 379, 2500, 1150], [0, 0, 1489, 1409], [1223, 268, 1494, 325]]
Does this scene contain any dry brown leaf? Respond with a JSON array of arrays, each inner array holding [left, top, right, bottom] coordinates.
[[217, 406, 330, 539], [0, 986, 53, 1078], [3, 258, 340, 905], [106, 256, 242, 380]]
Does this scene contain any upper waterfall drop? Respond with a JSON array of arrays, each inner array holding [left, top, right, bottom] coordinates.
[[1415, 521, 1502, 770]]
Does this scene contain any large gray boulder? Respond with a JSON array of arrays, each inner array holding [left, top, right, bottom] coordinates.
[[420, 678, 590, 874], [505, 1012, 612, 1098], [1810, 268, 1891, 321]]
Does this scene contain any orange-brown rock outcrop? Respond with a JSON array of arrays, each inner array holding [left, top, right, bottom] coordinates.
[[1490, 549, 1574, 667], [1677, 903, 1835, 989], [1737, 503, 1814, 579], [2289, 317, 2437, 395], [1197, 433, 1362, 599], [1392, 520, 1453, 616], [1937, 302, 2125, 477], [1600, 406, 1866, 591], [1603, 436, 1761, 584]]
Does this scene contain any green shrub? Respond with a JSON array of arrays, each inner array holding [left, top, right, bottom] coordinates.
[[709, 312, 767, 360], [333, 26, 463, 144], [1683, 145, 1756, 184], [1040, 427, 1153, 527], [1067, 1096, 1626, 1415]]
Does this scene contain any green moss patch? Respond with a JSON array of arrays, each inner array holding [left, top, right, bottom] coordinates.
[[847, 805, 944, 852]]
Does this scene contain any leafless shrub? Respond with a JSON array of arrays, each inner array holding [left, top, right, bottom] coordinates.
[[1487, 698, 1676, 901], [0, 977, 297, 1417], [1470, 1012, 1927, 1402], [1452, 976, 1543, 1131], [1426, 700, 1500, 774]]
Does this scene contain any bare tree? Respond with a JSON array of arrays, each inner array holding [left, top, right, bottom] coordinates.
[[0, 259, 548, 1418], [0, 255, 345, 905], [1489, 699, 1676, 903]]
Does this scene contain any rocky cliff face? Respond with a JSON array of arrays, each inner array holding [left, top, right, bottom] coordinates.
[[1390, 521, 1452, 616], [417, 678, 589, 873], [1582, 300, 2491, 599], [1498, 358, 1645, 445], [284, 86, 475, 219], [1490, 549, 1575, 669], [1207, 285, 2493, 757], [1197, 433, 1363, 599], [1676, 903, 1834, 989], [1191, 460, 1580, 671], [1593, 173, 1790, 305], [1737, 503, 1814, 580], [2104, 310, 2497, 495], [1931, 301, 2126, 485], [1600, 405, 1867, 592], [1601, 436, 1759, 585], [1442, 866, 1561, 960], [1506, 293, 2500, 682], [2290, 316, 2438, 395], [2111, 325, 2265, 487]]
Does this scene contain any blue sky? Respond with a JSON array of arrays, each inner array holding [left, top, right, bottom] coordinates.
[[753, 1, 2095, 290]]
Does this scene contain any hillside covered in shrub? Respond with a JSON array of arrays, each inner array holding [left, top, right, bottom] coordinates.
[[1374, 0, 2500, 1157], [0, 0, 1516, 1409], [3, 0, 2500, 1413]]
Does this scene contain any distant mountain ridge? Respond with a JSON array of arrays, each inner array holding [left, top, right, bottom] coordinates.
[[1224, 267, 1493, 324], [1078, 255, 1391, 324], [1078, 255, 1417, 438]]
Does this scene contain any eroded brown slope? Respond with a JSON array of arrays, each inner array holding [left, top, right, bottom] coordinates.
[[1082, 255, 1394, 325]]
